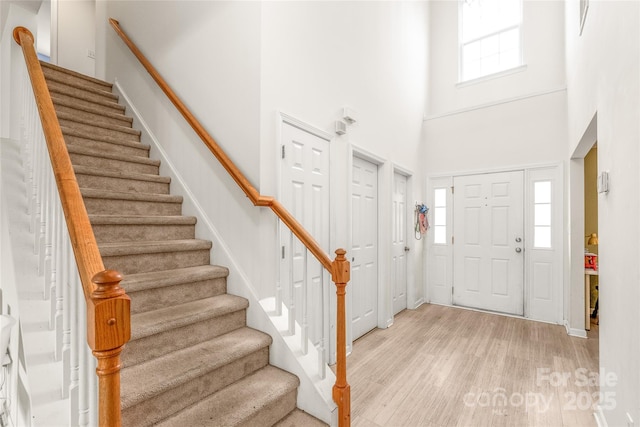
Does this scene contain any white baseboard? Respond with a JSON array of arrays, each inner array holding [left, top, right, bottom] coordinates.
[[564, 320, 588, 338], [593, 405, 608, 427]]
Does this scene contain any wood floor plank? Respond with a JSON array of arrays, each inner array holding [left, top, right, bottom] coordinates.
[[346, 304, 599, 427]]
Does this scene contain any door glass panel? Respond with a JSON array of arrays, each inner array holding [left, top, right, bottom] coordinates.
[[534, 181, 552, 248], [434, 188, 447, 244]]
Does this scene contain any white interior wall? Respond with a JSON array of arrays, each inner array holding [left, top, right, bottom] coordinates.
[[428, 0, 566, 116], [259, 1, 429, 329], [36, 0, 49, 57], [565, 1, 640, 425], [424, 90, 568, 175], [56, 0, 94, 76], [425, 0, 567, 173], [98, 0, 263, 298]]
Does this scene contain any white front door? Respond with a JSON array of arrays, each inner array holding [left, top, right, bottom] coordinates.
[[392, 172, 408, 315], [453, 171, 524, 315], [351, 156, 378, 340], [280, 122, 330, 348]]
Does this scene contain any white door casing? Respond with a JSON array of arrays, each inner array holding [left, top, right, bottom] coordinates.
[[279, 121, 330, 351], [351, 156, 379, 340], [453, 171, 524, 315], [392, 172, 408, 315]]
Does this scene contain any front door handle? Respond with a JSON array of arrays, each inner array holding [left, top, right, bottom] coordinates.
[[515, 247, 522, 253]]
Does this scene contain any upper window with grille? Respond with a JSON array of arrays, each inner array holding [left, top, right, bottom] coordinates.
[[459, 0, 523, 82]]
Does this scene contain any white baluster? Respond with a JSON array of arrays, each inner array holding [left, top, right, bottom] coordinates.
[[78, 279, 90, 427], [42, 156, 53, 289], [30, 132, 39, 235], [54, 199, 64, 360], [301, 247, 308, 355], [275, 221, 283, 317], [88, 353, 98, 427], [315, 267, 326, 380], [288, 231, 296, 335], [30, 131, 42, 236], [61, 222, 71, 398], [36, 138, 48, 264], [69, 260, 80, 427]]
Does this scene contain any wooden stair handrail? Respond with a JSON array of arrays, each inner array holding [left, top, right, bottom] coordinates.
[[107, 18, 335, 271], [109, 18, 350, 426], [13, 26, 130, 427]]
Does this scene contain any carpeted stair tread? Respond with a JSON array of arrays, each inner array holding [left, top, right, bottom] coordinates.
[[274, 409, 329, 427], [121, 265, 229, 314], [61, 126, 147, 150], [89, 214, 196, 225], [44, 72, 117, 98], [73, 165, 170, 184], [52, 96, 132, 126], [50, 91, 125, 116], [68, 144, 158, 167], [155, 365, 299, 427], [46, 78, 119, 104], [121, 327, 272, 409], [121, 265, 228, 293], [41, 61, 308, 425], [130, 294, 248, 341], [58, 111, 139, 136], [40, 60, 113, 91], [99, 238, 211, 257], [80, 188, 182, 204]]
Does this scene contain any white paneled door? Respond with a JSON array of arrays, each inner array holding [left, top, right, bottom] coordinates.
[[453, 171, 524, 315], [280, 122, 330, 350], [392, 172, 408, 315], [351, 156, 378, 340]]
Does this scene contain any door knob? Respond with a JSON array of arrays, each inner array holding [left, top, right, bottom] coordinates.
[[515, 237, 522, 243], [515, 247, 522, 253]]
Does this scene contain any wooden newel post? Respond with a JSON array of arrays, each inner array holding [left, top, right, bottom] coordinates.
[[332, 249, 351, 427], [88, 270, 131, 427]]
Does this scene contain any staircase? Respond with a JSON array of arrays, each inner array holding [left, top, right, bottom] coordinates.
[[40, 61, 327, 427]]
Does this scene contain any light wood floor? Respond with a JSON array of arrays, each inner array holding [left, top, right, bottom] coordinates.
[[347, 304, 599, 427]]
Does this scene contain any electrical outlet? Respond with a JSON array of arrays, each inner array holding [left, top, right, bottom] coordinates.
[[87, 49, 96, 59]]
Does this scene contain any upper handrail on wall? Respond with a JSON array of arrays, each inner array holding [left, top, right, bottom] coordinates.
[[107, 18, 332, 271], [108, 18, 351, 426], [13, 26, 130, 427]]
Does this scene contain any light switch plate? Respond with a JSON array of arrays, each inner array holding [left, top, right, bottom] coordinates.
[[597, 171, 609, 194]]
